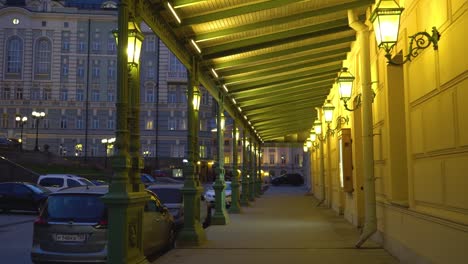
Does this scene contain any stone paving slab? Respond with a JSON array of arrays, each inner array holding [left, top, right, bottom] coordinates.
[[154, 186, 399, 264]]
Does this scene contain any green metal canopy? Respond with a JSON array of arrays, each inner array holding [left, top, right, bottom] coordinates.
[[142, 0, 372, 143]]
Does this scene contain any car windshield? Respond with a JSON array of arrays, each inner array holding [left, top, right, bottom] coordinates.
[[78, 178, 95, 186], [45, 194, 105, 222], [209, 182, 231, 191], [149, 188, 182, 204], [25, 183, 51, 194]]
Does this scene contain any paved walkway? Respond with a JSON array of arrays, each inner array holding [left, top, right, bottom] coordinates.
[[154, 186, 399, 264]]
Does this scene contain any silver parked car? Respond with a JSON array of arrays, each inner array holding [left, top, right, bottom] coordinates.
[[31, 185, 175, 263]]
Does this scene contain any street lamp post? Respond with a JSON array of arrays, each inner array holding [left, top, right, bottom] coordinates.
[[101, 9, 148, 263], [15, 115, 27, 151], [101, 137, 115, 168], [31, 111, 45, 151]]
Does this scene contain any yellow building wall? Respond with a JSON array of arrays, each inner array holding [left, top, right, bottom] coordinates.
[[318, 0, 468, 263]]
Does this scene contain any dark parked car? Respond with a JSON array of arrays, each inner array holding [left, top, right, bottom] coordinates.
[[271, 173, 304, 186], [0, 137, 19, 150], [147, 184, 212, 229], [0, 182, 51, 213], [147, 184, 184, 228], [31, 186, 175, 263]]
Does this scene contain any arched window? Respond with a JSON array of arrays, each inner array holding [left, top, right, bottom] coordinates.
[[34, 38, 52, 79], [5, 36, 23, 78]]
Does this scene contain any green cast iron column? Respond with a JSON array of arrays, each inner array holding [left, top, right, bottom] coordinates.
[[193, 88, 202, 226], [229, 121, 241, 213], [256, 145, 263, 196], [248, 138, 255, 202], [177, 60, 206, 246], [240, 131, 250, 206], [253, 143, 260, 198], [128, 27, 144, 193], [101, 3, 148, 263], [212, 98, 229, 225]]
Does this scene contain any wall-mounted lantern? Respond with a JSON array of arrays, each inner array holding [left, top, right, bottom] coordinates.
[[370, 0, 441, 65]]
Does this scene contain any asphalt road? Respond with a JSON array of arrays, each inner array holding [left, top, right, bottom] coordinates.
[[0, 212, 36, 264]]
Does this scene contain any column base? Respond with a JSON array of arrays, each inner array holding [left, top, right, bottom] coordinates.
[[211, 211, 229, 225], [177, 224, 206, 247], [228, 204, 242, 214]]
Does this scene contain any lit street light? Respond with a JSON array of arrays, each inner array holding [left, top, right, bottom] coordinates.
[[101, 137, 116, 168], [15, 115, 27, 151], [31, 111, 46, 151]]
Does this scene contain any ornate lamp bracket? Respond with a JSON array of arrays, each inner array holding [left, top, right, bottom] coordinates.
[[386, 27, 441, 65]]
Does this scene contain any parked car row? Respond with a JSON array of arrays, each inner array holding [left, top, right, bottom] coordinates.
[[30, 185, 175, 263]]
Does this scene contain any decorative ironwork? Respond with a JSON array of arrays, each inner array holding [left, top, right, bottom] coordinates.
[[385, 27, 441, 65]]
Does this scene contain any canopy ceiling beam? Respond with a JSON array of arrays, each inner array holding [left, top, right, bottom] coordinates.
[[232, 76, 335, 99], [243, 97, 326, 113], [229, 71, 337, 94], [192, 0, 374, 41], [213, 36, 355, 69], [180, 0, 305, 26], [218, 47, 350, 76], [226, 64, 341, 89], [202, 25, 352, 59], [221, 55, 347, 81], [238, 85, 331, 106]]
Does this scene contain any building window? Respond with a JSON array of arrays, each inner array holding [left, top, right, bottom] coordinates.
[[145, 35, 156, 52], [178, 119, 187, 130], [168, 91, 176, 104], [170, 144, 185, 158], [64, 22, 69, 28], [2, 114, 9, 128], [78, 40, 85, 52], [41, 21, 46, 27], [107, 90, 114, 102], [92, 66, 100, 78], [76, 89, 84, 101], [107, 60, 116, 79], [107, 38, 116, 53], [2, 87, 11, 99], [168, 119, 176, 130], [146, 120, 153, 130], [31, 89, 40, 100], [61, 31, 70, 51], [200, 145, 206, 158], [107, 118, 114, 129], [76, 118, 83, 129], [92, 90, 100, 101], [202, 91, 209, 105], [62, 63, 69, 77], [34, 38, 52, 79], [145, 89, 154, 103], [77, 64, 85, 78], [43, 88, 52, 100], [146, 60, 155, 79], [60, 118, 67, 129], [269, 154, 275, 165], [92, 41, 101, 52], [60, 89, 68, 101], [224, 156, 230, 165], [92, 118, 99, 129], [5, 36, 23, 77], [15, 87, 23, 100], [169, 53, 185, 72]]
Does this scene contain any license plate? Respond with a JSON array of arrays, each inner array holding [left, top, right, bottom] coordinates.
[[54, 233, 87, 242]]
